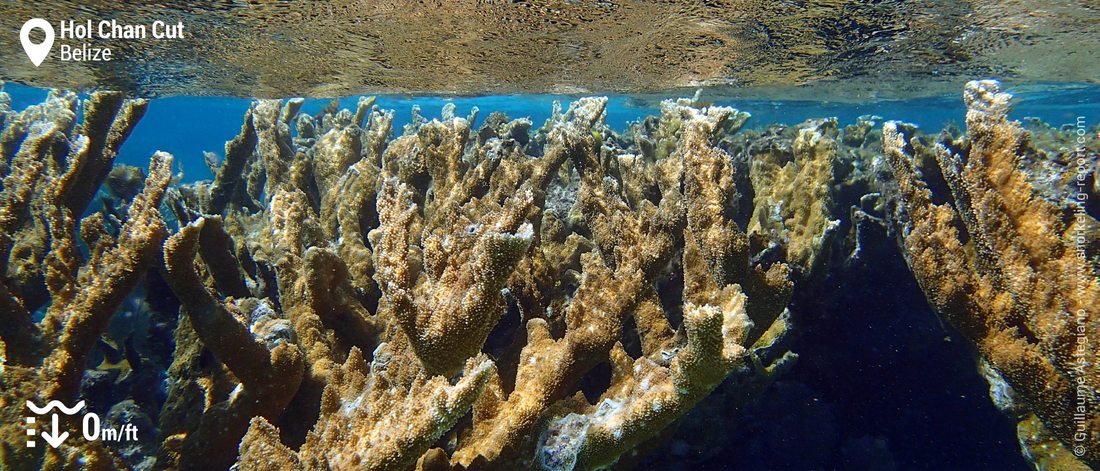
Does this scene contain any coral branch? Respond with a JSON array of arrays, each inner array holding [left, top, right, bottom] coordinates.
[[241, 344, 492, 471], [0, 89, 166, 468], [884, 80, 1099, 466], [161, 217, 305, 470], [43, 151, 171, 399]]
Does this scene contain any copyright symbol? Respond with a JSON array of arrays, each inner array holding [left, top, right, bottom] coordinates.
[[1074, 445, 1086, 457]]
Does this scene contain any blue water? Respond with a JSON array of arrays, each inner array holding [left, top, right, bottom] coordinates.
[[6, 82, 1099, 183]]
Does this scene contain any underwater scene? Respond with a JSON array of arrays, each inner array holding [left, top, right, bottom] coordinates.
[[0, 2, 1098, 471]]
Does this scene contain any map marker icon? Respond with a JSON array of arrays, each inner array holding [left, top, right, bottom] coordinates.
[[20, 19, 54, 67]]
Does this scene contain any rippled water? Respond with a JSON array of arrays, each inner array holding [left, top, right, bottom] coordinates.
[[2, 0, 1099, 98]]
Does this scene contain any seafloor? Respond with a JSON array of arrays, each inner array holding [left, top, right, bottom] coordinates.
[[0, 80, 1097, 471]]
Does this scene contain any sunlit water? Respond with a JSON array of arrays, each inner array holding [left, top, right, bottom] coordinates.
[[2, 1, 1100, 98]]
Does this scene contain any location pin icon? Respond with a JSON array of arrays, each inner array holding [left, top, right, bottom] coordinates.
[[20, 19, 54, 67]]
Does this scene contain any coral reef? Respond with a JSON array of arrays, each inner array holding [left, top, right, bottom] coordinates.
[[1, 89, 170, 469], [1, 80, 1094, 471], [883, 80, 1099, 468], [159, 94, 799, 470], [743, 118, 840, 275]]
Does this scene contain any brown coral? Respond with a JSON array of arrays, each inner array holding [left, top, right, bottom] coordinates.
[[746, 119, 840, 275], [0, 87, 871, 471], [144, 93, 796, 471], [0, 90, 169, 470], [884, 80, 1100, 467]]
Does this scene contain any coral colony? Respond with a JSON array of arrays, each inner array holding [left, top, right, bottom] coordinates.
[[0, 81, 1097, 470]]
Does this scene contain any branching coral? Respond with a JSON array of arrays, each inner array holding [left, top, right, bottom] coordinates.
[[156, 99, 392, 470], [136, 91, 800, 471], [883, 80, 1099, 467], [0, 90, 168, 469], [441, 98, 795, 470], [9, 80, 1081, 471], [159, 216, 305, 469], [745, 119, 840, 275]]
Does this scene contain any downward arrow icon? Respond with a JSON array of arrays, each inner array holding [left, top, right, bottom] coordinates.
[[41, 414, 68, 448]]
